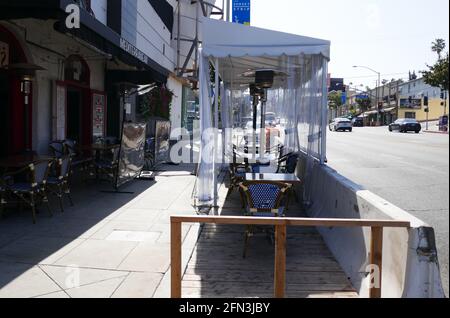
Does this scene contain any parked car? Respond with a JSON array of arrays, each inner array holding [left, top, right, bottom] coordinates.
[[352, 117, 364, 127], [388, 119, 422, 133], [329, 118, 353, 132]]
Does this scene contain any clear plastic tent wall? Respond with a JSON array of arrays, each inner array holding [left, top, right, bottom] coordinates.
[[195, 19, 330, 206]]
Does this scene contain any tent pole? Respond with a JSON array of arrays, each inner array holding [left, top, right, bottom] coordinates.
[[320, 60, 329, 164], [214, 58, 220, 207]]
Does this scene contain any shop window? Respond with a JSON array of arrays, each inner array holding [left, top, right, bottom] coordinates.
[[405, 112, 416, 119], [64, 55, 90, 85]]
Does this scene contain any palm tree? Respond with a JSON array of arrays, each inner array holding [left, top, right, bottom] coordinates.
[[432, 39, 446, 60]]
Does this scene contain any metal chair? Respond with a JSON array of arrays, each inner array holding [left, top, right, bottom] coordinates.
[[64, 139, 93, 169], [276, 152, 299, 174], [239, 181, 292, 258], [227, 145, 250, 200], [47, 156, 74, 213], [94, 146, 120, 182], [3, 160, 54, 223]]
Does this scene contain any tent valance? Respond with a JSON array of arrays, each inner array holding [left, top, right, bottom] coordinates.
[[201, 18, 330, 60]]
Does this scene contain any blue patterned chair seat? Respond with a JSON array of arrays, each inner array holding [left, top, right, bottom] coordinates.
[[248, 183, 280, 210], [9, 183, 33, 193]]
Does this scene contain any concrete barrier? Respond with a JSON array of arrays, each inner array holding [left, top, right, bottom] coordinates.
[[299, 156, 445, 298]]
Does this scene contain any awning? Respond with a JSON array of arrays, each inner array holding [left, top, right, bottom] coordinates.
[[363, 110, 378, 115], [201, 18, 330, 59], [382, 107, 397, 113], [107, 70, 166, 85]]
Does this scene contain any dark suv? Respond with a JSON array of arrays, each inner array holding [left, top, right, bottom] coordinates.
[[352, 117, 364, 127]]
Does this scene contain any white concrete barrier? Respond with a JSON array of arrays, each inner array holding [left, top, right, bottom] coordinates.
[[299, 157, 445, 298]]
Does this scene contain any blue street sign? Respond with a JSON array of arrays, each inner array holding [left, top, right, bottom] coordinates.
[[341, 94, 347, 105], [232, 0, 251, 25]]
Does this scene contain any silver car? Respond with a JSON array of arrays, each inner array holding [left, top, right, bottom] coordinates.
[[329, 118, 353, 132]]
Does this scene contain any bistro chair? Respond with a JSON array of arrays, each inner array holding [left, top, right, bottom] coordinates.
[[49, 141, 66, 159], [276, 152, 299, 174], [64, 139, 93, 171], [2, 159, 54, 224], [227, 145, 250, 200], [94, 146, 120, 182], [239, 181, 292, 258], [0, 176, 7, 219], [47, 156, 74, 213]]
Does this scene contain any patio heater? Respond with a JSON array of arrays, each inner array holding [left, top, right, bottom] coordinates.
[[7, 63, 45, 152], [245, 70, 276, 154]]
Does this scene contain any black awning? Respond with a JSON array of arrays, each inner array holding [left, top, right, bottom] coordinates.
[[107, 70, 166, 85]]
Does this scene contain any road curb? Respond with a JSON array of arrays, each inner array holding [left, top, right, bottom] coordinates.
[[423, 130, 449, 135]]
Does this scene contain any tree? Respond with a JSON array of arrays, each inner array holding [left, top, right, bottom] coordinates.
[[328, 91, 343, 109], [432, 39, 446, 59], [356, 98, 372, 113], [422, 39, 449, 91]]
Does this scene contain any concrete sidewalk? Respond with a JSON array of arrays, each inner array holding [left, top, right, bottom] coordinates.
[[0, 164, 201, 298]]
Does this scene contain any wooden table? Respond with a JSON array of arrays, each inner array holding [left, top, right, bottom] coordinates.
[[0, 154, 54, 169], [245, 173, 302, 184]]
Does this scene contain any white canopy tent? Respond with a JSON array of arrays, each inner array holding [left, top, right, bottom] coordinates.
[[196, 18, 331, 206]]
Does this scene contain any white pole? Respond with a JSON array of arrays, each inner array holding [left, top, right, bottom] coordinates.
[[214, 58, 220, 207], [321, 60, 329, 164]]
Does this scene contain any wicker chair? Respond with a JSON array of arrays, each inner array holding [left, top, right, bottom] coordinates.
[[47, 156, 74, 213], [2, 160, 54, 223], [239, 181, 292, 258]]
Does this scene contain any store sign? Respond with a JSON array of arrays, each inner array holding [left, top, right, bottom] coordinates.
[[92, 93, 106, 138], [120, 38, 149, 64], [0, 41, 9, 67], [400, 98, 422, 109], [233, 0, 251, 25]]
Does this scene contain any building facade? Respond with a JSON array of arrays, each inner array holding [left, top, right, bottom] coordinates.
[[0, 0, 217, 157], [397, 77, 448, 121]]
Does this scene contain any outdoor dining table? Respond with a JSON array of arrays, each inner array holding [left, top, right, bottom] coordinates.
[[245, 173, 302, 184]]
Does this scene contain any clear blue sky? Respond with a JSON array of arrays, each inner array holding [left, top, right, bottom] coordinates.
[[218, 0, 449, 88]]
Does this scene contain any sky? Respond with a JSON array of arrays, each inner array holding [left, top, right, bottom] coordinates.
[[217, 0, 449, 89]]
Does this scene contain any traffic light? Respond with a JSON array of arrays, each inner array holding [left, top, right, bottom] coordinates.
[[424, 107, 429, 113], [423, 96, 429, 106]]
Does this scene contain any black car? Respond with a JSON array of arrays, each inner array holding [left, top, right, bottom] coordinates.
[[352, 117, 364, 127], [388, 119, 422, 133]]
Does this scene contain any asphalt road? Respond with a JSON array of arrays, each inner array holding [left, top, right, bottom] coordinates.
[[326, 126, 449, 297]]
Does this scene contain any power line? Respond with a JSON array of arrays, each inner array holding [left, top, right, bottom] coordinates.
[[341, 72, 410, 80]]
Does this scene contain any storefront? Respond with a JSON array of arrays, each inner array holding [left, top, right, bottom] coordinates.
[[0, 1, 169, 155]]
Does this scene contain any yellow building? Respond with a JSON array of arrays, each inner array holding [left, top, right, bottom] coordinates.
[[397, 97, 449, 122]]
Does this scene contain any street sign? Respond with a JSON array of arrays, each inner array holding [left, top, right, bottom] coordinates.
[[232, 0, 251, 25]]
